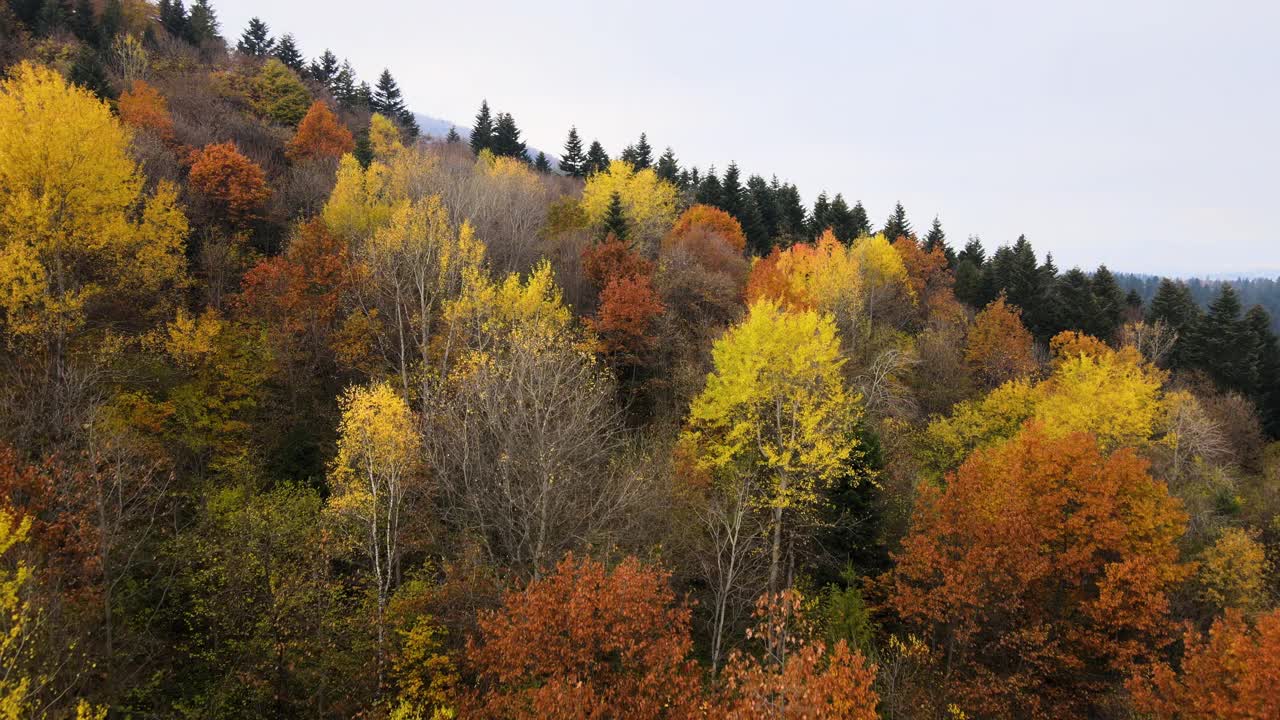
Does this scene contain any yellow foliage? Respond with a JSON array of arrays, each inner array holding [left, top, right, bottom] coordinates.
[[370, 113, 405, 161], [330, 381, 421, 531], [163, 307, 224, 367], [0, 509, 34, 719], [850, 232, 914, 304], [0, 62, 187, 343], [323, 154, 396, 241], [579, 160, 677, 246], [442, 259, 574, 359], [1197, 527, 1269, 612], [683, 299, 864, 510]]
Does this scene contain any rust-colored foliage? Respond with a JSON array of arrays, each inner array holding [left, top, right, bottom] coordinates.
[[665, 203, 747, 254], [743, 243, 821, 311], [236, 219, 352, 366], [1049, 329, 1111, 362], [663, 225, 751, 284], [591, 273, 666, 358], [116, 80, 173, 140], [285, 100, 355, 162], [465, 553, 701, 719], [580, 234, 653, 290], [965, 294, 1038, 387], [894, 235, 963, 325], [187, 142, 271, 227], [889, 427, 1189, 719], [1128, 608, 1280, 720]]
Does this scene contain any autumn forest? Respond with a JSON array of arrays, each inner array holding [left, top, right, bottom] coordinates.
[[0, 2, 1278, 719]]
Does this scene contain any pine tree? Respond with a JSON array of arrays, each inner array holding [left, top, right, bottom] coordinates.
[[584, 140, 610, 175], [470, 100, 494, 155], [747, 175, 779, 245], [1244, 305, 1280, 436], [828, 193, 855, 243], [810, 192, 831, 237], [923, 217, 955, 265], [332, 60, 358, 109], [237, 16, 274, 56], [1056, 268, 1099, 337], [490, 112, 527, 160], [533, 151, 551, 173], [696, 169, 723, 208], [310, 50, 339, 87], [274, 33, 305, 73], [445, 127, 460, 144], [1091, 265, 1126, 340], [631, 132, 653, 169], [1147, 279, 1202, 368], [187, 0, 219, 43], [954, 236, 988, 307], [655, 147, 680, 184], [372, 70, 408, 118], [355, 82, 373, 111], [850, 200, 871, 239], [739, 193, 768, 256], [559, 126, 585, 177], [1190, 285, 1252, 391], [882, 202, 912, 240], [602, 191, 628, 240], [720, 162, 744, 217], [775, 181, 807, 241], [158, 0, 189, 40], [70, 0, 96, 43]]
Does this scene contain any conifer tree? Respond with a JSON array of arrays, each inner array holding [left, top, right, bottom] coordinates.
[[631, 132, 653, 169], [602, 191, 628, 240], [237, 16, 274, 56], [533, 151, 551, 173], [655, 147, 680, 184], [923, 217, 955, 265], [719, 163, 744, 219], [1091, 265, 1126, 340], [810, 192, 831, 236], [954, 236, 988, 307], [882, 201, 912, 240], [850, 200, 871, 239], [828, 193, 855, 242], [1147, 278, 1202, 368], [747, 174, 779, 244], [696, 169, 723, 208], [1055, 268, 1098, 336], [559, 126, 585, 177], [584, 140, 610, 175], [71, 0, 96, 43], [775, 181, 808, 241], [470, 100, 494, 155], [355, 81, 373, 111], [739, 194, 768, 256], [372, 69, 416, 136], [188, 0, 219, 43], [1244, 305, 1280, 435], [445, 127, 460, 143], [1190, 285, 1252, 391], [158, 0, 189, 40], [332, 60, 359, 109], [490, 112, 527, 159], [274, 33, 305, 73], [310, 50, 339, 87]]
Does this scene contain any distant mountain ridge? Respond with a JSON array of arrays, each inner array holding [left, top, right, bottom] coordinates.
[[413, 112, 558, 165]]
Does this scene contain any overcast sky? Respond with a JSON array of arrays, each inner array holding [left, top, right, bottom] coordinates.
[[216, 0, 1278, 277]]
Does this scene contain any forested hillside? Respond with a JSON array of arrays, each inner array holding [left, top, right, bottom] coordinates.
[[1, 2, 1278, 718]]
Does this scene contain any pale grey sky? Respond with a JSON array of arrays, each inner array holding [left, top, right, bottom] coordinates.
[[216, 0, 1279, 276]]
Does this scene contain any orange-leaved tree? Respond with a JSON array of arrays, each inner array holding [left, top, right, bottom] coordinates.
[[965, 294, 1038, 387], [580, 234, 653, 291], [465, 553, 701, 720], [665, 203, 747, 254], [592, 273, 665, 359], [187, 142, 271, 228], [116, 79, 174, 141], [1128, 608, 1280, 720], [889, 426, 1189, 719], [286, 100, 355, 162]]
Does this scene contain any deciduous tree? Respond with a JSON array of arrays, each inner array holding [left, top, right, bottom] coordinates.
[[286, 100, 355, 161], [187, 141, 271, 228]]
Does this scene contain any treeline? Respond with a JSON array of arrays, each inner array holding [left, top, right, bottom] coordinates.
[[1, 1, 1278, 719]]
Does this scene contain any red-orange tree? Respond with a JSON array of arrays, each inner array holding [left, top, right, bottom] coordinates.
[[592, 274, 665, 359], [285, 100, 355, 161], [889, 426, 1189, 719], [1128, 609, 1280, 720], [116, 80, 173, 140], [966, 294, 1038, 387], [665, 203, 747, 254], [187, 142, 271, 227], [464, 553, 701, 720], [580, 234, 653, 291]]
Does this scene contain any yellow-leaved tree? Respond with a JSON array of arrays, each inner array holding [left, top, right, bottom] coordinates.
[[369, 113, 405, 162], [0, 62, 187, 350], [682, 299, 864, 607], [322, 154, 396, 242], [329, 381, 423, 690], [579, 160, 677, 249], [0, 509, 34, 719]]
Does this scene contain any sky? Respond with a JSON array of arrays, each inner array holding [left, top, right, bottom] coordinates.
[[216, 0, 1279, 277]]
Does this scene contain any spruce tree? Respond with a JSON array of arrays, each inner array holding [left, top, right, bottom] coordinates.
[[559, 126, 585, 177], [631, 132, 653, 169], [810, 192, 831, 236], [739, 194, 768, 256], [923, 217, 955, 264], [1056, 268, 1098, 335], [720, 162, 744, 217], [445, 127, 460, 144], [584, 140, 610, 175], [696, 169, 723, 208], [747, 175, 779, 244], [602, 191, 628, 240], [69, 46, 110, 99], [187, 0, 218, 44], [1191, 285, 1252, 391], [850, 200, 871, 239], [310, 50, 339, 87], [158, 0, 189, 40], [355, 82, 373, 111], [70, 0, 95, 44], [332, 61, 358, 109], [1146, 278, 1202, 368], [1244, 305, 1280, 435], [828, 193, 855, 243], [373, 69, 417, 137], [882, 202, 912, 240], [1091, 265, 1126, 340], [274, 33, 305, 73], [775, 181, 807, 241], [470, 100, 494, 155], [655, 147, 680, 184], [490, 112, 527, 160], [533, 151, 551, 173], [237, 17, 274, 56], [954, 236, 987, 308]]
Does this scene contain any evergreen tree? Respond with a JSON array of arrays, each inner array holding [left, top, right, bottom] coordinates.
[[850, 200, 871, 239], [470, 100, 494, 155], [696, 169, 723, 208], [720, 162, 744, 217], [274, 33, 305, 73], [39, 0, 71, 34], [332, 60, 359, 109], [1055, 268, 1098, 335], [158, 0, 189, 40], [1125, 289, 1144, 317], [602, 191, 628, 240], [747, 175, 779, 245], [533, 151, 551, 173], [99, 0, 125, 45], [445, 127, 461, 144], [187, 0, 219, 43], [923, 217, 956, 265], [490, 112, 527, 160], [1244, 305, 1280, 436], [1091, 265, 1126, 340], [1190, 285, 1252, 391], [655, 147, 680, 184], [739, 194, 768, 256], [631, 132, 653, 169], [373, 69, 417, 136], [828, 193, 855, 243], [584, 140, 610, 175], [310, 50, 340, 87], [237, 16, 274, 56], [775, 181, 807, 242], [70, 0, 95, 43], [954, 237, 988, 308], [68, 45, 110, 99], [1146, 279, 1202, 368], [559, 126, 585, 177], [810, 192, 831, 237], [882, 201, 912, 240], [355, 81, 373, 111]]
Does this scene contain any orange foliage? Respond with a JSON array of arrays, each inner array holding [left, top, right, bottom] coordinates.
[[894, 235, 963, 325], [187, 142, 271, 227], [743, 236, 831, 311], [591, 274, 665, 358], [889, 427, 1189, 719], [1128, 608, 1280, 720], [465, 553, 701, 720], [581, 234, 654, 290], [1049, 330, 1111, 362], [116, 80, 173, 140], [665, 203, 746, 253], [664, 225, 751, 284], [285, 100, 355, 162], [965, 295, 1038, 387]]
